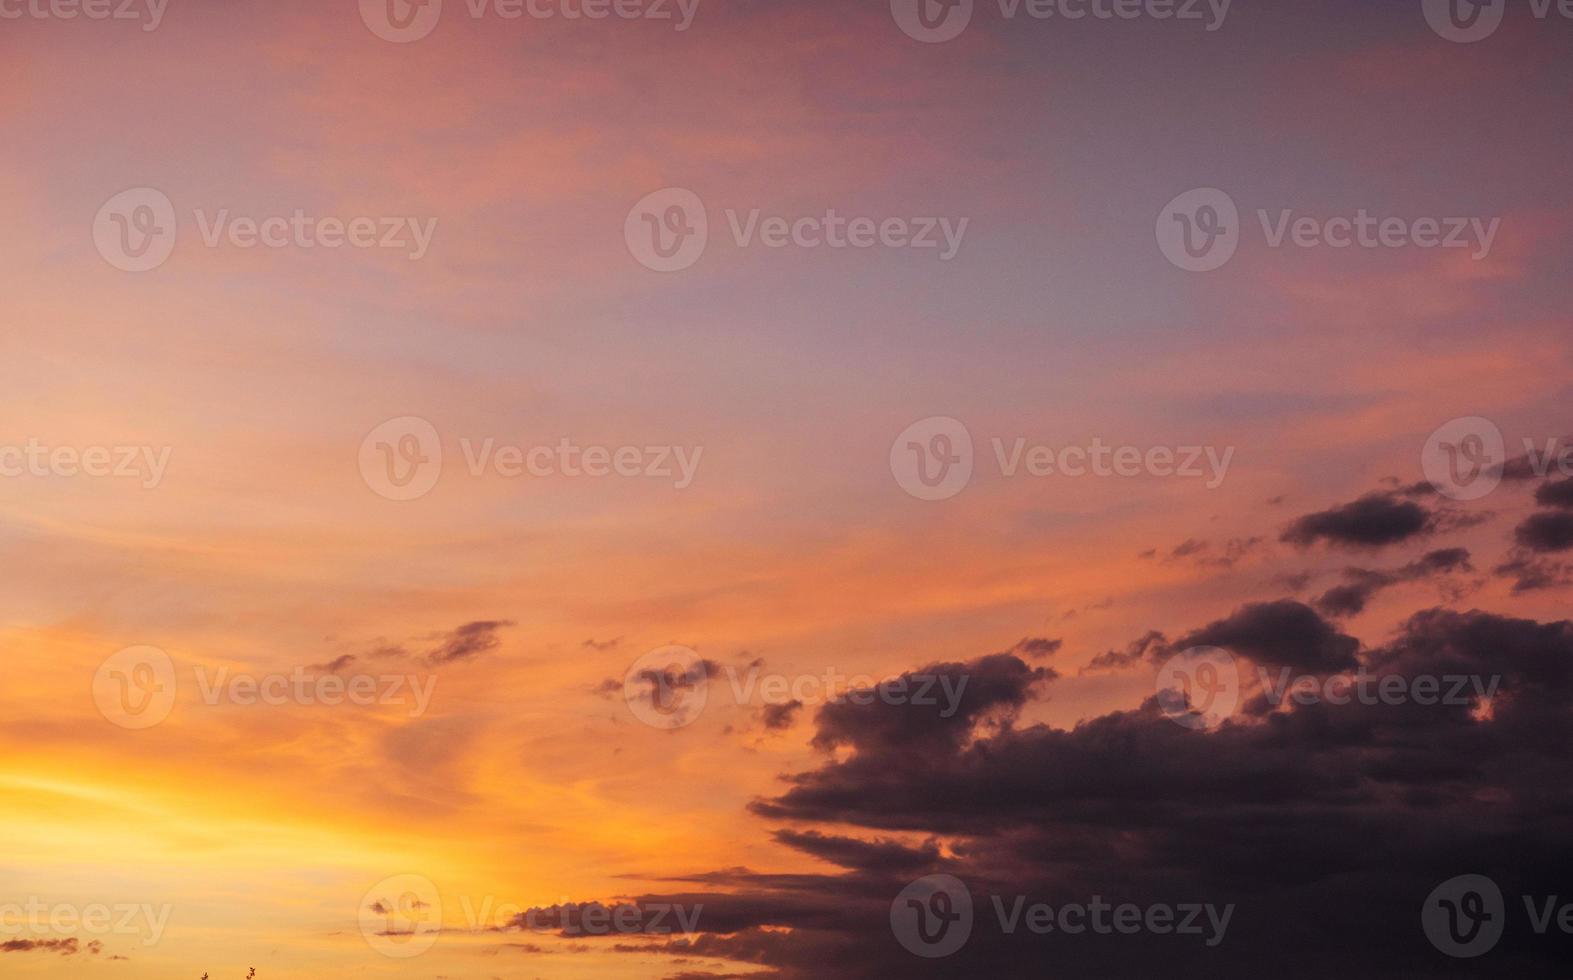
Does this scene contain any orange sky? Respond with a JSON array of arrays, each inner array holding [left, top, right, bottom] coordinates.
[[2, 1, 1571, 977]]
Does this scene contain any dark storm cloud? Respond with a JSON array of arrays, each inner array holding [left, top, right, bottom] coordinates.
[[614, 605, 1571, 978], [1515, 511, 1573, 553], [1281, 492, 1434, 548], [520, 442, 1573, 978]]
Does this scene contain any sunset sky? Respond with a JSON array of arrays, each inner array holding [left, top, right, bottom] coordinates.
[[3, 1, 1572, 977]]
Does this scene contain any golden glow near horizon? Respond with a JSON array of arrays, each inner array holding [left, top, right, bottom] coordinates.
[[4, 2, 1571, 978]]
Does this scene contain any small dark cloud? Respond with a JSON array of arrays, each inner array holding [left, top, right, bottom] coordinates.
[[1158, 537, 1263, 569], [308, 654, 357, 674], [772, 829, 939, 873], [425, 620, 514, 665], [1, 939, 80, 955], [1006, 636, 1062, 659], [583, 637, 622, 651], [1081, 630, 1167, 674], [1515, 512, 1573, 553], [1273, 571, 1315, 592], [618, 658, 724, 721], [1175, 599, 1359, 673], [1313, 548, 1474, 618], [1281, 492, 1434, 549], [1495, 553, 1573, 594], [761, 700, 803, 730], [1535, 478, 1573, 510]]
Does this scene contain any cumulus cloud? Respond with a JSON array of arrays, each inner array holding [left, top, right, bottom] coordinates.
[[1281, 492, 1434, 548]]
